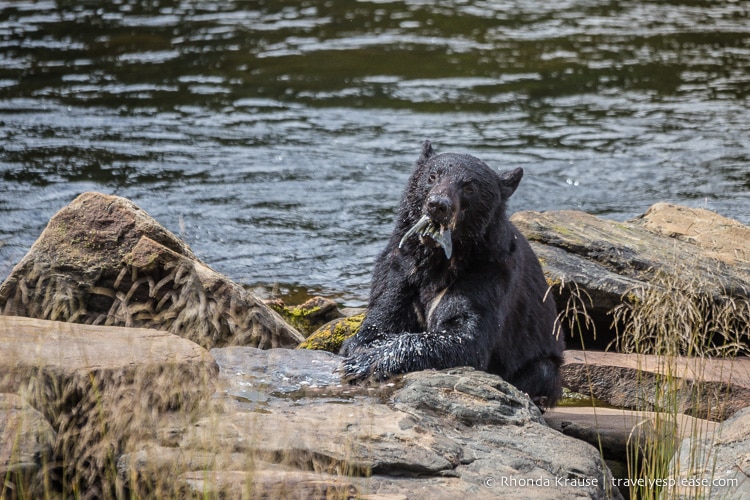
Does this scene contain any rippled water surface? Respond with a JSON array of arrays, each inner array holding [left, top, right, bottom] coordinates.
[[1, 0, 749, 305]]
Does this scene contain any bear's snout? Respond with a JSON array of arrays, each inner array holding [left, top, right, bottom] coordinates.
[[426, 193, 453, 226]]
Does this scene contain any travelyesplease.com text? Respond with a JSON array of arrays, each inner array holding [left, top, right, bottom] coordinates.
[[484, 475, 739, 490]]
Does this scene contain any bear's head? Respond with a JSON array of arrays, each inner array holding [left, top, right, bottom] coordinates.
[[398, 140, 522, 260]]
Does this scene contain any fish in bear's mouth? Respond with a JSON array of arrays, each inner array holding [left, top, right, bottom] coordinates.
[[398, 214, 453, 259]]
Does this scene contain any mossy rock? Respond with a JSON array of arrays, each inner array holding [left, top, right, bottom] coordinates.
[[298, 313, 365, 353], [268, 296, 341, 336]]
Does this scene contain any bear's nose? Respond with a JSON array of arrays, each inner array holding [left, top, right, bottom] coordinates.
[[426, 194, 452, 224]]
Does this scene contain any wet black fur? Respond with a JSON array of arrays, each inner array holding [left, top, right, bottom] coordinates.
[[341, 140, 564, 406]]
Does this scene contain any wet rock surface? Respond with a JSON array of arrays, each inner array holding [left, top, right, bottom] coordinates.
[[121, 347, 620, 499]]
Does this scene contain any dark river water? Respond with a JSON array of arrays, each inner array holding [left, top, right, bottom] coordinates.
[[1, 0, 749, 306]]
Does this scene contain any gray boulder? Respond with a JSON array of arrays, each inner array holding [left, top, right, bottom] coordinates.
[[511, 203, 750, 350], [666, 406, 750, 499], [120, 347, 622, 499]]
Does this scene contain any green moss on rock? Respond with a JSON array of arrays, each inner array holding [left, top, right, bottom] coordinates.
[[298, 313, 365, 353], [268, 296, 340, 336]]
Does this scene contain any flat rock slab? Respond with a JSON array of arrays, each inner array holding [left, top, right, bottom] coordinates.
[[562, 350, 750, 420], [545, 406, 716, 461], [121, 347, 622, 499], [0, 191, 303, 349], [635, 203, 750, 266], [0, 315, 216, 376], [0, 315, 218, 496]]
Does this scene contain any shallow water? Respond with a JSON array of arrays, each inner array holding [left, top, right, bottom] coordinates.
[[1, 0, 748, 306]]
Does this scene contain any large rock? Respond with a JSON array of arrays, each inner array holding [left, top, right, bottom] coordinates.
[[562, 350, 750, 421], [666, 406, 750, 499], [120, 347, 622, 499], [0, 315, 218, 498], [511, 203, 750, 349], [0, 192, 303, 349]]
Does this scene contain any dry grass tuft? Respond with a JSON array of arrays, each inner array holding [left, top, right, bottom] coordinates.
[[611, 270, 750, 358]]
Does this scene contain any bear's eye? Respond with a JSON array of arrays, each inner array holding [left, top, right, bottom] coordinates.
[[463, 183, 476, 195], [427, 172, 438, 184]]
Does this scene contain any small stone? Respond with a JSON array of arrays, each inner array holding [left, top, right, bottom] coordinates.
[[267, 296, 341, 336]]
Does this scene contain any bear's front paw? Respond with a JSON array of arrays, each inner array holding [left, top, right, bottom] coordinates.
[[340, 354, 375, 383]]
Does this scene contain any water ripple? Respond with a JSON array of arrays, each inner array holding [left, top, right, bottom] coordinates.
[[1, 0, 748, 303]]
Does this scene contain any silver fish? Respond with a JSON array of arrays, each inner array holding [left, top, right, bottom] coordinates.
[[398, 214, 453, 259]]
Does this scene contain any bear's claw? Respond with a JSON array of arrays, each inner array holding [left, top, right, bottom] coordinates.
[[340, 355, 374, 383]]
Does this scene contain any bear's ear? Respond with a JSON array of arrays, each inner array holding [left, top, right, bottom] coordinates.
[[498, 167, 523, 198], [416, 140, 436, 166]]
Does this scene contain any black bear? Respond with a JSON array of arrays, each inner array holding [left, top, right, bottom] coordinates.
[[341, 140, 564, 407]]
